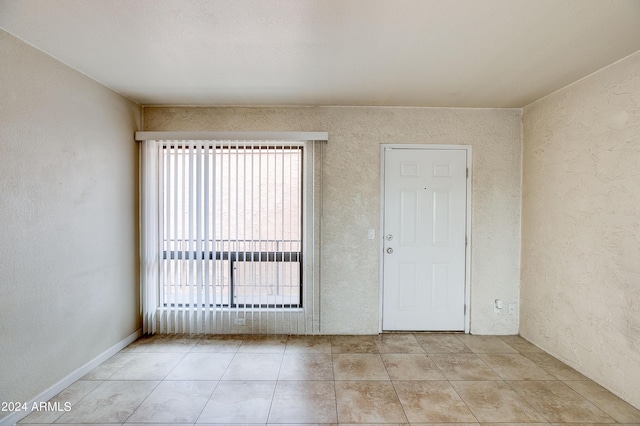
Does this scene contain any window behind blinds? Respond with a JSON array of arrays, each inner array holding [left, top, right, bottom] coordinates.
[[140, 136, 325, 335]]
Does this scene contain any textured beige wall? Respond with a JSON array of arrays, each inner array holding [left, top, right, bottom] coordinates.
[[521, 51, 640, 408], [144, 106, 522, 335], [0, 30, 141, 405]]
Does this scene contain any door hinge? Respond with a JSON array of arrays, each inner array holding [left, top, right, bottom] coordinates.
[[464, 304, 467, 315], [465, 236, 468, 246], [466, 168, 469, 178]]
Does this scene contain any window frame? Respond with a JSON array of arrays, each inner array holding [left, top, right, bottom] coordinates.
[[138, 131, 327, 335]]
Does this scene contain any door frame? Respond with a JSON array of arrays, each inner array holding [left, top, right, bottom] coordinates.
[[379, 144, 472, 333]]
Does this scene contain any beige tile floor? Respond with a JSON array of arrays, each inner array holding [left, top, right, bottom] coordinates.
[[17, 333, 640, 425]]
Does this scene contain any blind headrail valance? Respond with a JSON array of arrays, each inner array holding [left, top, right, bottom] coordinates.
[[135, 131, 328, 142]]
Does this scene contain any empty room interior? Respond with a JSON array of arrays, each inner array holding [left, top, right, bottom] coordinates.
[[1, 0, 639, 424]]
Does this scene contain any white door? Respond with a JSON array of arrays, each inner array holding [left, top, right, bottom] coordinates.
[[382, 147, 468, 331]]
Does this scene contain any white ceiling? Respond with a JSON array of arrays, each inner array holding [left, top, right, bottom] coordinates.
[[2, 0, 640, 107]]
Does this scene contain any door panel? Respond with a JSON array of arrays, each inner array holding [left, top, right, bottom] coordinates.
[[398, 262, 418, 309], [383, 148, 467, 331], [400, 190, 418, 245]]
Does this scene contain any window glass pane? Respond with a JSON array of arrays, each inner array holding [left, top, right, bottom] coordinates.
[[160, 144, 302, 308], [233, 260, 301, 307]]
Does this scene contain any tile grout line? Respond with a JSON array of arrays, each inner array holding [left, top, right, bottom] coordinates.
[[379, 337, 409, 425], [400, 333, 480, 423], [445, 378, 481, 424], [121, 338, 193, 425], [502, 337, 630, 423], [439, 335, 482, 424], [264, 335, 288, 425], [494, 347, 558, 426], [330, 337, 339, 425], [454, 334, 551, 424], [562, 379, 635, 424], [506, 339, 559, 423], [189, 335, 223, 426]]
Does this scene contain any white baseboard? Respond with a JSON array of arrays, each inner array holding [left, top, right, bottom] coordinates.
[[0, 329, 142, 426]]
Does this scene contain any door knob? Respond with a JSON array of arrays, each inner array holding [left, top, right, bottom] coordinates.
[[386, 248, 393, 254], [385, 234, 394, 241]]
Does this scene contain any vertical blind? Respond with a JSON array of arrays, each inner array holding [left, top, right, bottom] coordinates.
[[138, 133, 326, 335]]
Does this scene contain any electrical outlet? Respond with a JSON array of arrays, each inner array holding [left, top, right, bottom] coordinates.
[[234, 318, 246, 326]]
